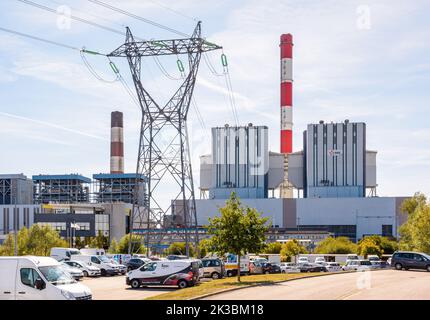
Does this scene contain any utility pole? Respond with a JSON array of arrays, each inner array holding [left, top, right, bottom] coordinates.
[[13, 181, 18, 256], [108, 22, 221, 256]]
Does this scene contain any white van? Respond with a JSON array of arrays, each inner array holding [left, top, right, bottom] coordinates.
[[73, 255, 119, 276], [50, 247, 81, 261], [80, 248, 105, 256], [126, 259, 200, 289], [0, 256, 92, 300]]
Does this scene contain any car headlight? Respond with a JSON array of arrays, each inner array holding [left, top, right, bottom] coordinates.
[[61, 290, 75, 300]]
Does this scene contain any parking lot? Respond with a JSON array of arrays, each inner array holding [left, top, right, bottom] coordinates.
[[81, 275, 175, 300]]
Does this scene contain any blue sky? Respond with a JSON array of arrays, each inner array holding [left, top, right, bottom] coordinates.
[[0, 0, 429, 199]]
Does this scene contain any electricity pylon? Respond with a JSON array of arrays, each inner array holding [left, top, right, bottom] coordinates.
[[108, 22, 222, 256]]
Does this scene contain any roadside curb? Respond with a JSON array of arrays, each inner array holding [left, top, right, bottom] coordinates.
[[190, 271, 357, 300]]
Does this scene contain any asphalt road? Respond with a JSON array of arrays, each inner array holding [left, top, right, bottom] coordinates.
[[81, 275, 175, 300], [204, 270, 430, 300]]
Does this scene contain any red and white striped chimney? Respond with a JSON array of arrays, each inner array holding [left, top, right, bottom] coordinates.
[[280, 34, 293, 154], [110, 111, 124, 174]]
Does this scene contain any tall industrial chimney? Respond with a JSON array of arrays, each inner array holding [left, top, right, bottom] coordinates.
[[280, 34, 293, 198], [110, 111, 124, 174]]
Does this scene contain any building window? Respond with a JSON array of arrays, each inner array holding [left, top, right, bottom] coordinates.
[[38, 222, 66, 231], [3, 208, 9, 234], [382, 225, 393, 237], [13, 207, 19, 231], [76, 222, 90, 231], [95, 214, 110, 237]]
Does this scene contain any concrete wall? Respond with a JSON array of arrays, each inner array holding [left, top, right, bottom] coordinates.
[[196, 197, 407, 241], [196, 198, 283, 227]]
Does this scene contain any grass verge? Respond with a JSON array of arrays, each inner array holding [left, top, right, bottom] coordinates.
[[146, 272, 327, 300]]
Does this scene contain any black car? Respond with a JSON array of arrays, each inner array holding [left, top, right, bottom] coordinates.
[[391, 251, 430, 272], [126, 258, 148, 271], [261, 263, 281, 274], [299, 263, 325, 273]]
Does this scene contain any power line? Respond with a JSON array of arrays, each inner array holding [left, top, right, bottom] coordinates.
[[16, 0, 125, 37], [87, 0, 191, 38], [146, 0, 198, 22], [0, 26, 80, 51]]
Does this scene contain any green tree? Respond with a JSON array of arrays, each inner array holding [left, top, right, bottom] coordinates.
[[166, 242, 195, 257], [357, 237, 383, 258], [116, 234, 146, 254], [264, 242, 283, 254], [198, 239, 213, 258], [279, 240, 308, 262], [207, 193, 269, 282], [89, 230, 110, 249], [399, 194, 430, 253], [108, 238, 119, 254], [314, 237, 357, 254], [0, 225, 68, 256]]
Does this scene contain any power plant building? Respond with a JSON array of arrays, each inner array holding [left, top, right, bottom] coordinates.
[[0, 174, 33, 205], [288, 120, 377, 198], [33, 174, 91, 204], [200, 125, 284, 199], [196, 121, 409, 242]]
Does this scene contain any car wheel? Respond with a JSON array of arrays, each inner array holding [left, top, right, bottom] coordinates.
[[130, 279, 141, 289], [178, 279, 188, 289], [83, 271, 89, 277], [265, 271, 270, 274], [427, 265, 430, 272], [227, 271, 233, 277], [395, 263, 403, 271], [211, 272, 220, 280], [101, 269, 107, 276], [281, 270, 286, 274]]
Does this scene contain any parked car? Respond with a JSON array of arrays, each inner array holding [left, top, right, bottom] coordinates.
[[299, 263, 325, 273], [297, 256, 309, 264], [279, 262, 301, 273], [346, 254, 360, 264], [342, 259, 373, 271], [0, 256, 92, 300], [367, 255, 380, 263], [60, 262, 84, 280], [50, 247, 81, 261], [323, 262, 342, 272], [314, 257, 326, 265], [64, 260, 101, 277], [261, 263, 281, 274], [371, 260, 390, 269], [126, 258, 150, 271], [126, 259, 200, 289], [112, 261, 127, 275], [391, 251, 430, 272], [201, 258, 225, 279], [73, 255, 119, 276]]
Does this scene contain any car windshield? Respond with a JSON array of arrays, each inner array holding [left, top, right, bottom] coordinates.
[[39, 265, 75, 285], [361, 261, 372, 265], [98, 256, 111, 263]]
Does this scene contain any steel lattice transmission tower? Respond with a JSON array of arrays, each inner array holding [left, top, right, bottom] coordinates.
[[108, 22, 222, 255]]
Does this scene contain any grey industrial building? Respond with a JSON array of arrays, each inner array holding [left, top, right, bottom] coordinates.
[[196, 121, 409, 242]]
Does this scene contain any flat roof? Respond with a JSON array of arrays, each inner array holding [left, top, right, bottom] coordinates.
[[93, 173, 146, 180], [0, 174, 29, 180], [32, 174, 92, 183]]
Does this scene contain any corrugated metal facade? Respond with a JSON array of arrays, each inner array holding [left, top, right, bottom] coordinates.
[[305, 121, 366, 198], [210, 125, 269, 199]]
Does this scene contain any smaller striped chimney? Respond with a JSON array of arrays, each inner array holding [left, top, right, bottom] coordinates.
[[110, 111, 124, 174]]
